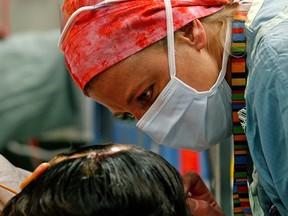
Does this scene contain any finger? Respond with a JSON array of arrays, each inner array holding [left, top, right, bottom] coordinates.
[[20, 163, 50, 190], [182, 171, 217, 204], [182, 171, 199, 192], [182, 171, 209, 195]]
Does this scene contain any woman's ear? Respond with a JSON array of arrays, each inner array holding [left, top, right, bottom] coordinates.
[[182, 19, 207, 51]]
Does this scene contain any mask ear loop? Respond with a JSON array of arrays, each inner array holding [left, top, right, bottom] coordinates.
[[163, 0, 176, 78]]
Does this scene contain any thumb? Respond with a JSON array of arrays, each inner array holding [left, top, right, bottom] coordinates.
[[187, 198, 224, 216]]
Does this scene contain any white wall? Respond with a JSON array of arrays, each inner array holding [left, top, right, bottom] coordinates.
[[10, 0, 60, 33]]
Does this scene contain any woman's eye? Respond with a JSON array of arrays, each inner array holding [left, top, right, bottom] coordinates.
[[138, 86, 153, 101]]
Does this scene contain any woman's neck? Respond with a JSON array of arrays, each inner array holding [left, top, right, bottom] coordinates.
[[203, 22, 227, 71]]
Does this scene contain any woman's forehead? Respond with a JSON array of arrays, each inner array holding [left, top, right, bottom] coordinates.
[[87, 47, 164, 94]]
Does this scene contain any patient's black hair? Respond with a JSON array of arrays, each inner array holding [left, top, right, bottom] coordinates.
[[1, 144, 191, 216]]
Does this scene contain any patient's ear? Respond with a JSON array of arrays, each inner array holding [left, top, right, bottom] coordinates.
[[182, 19, 207, 51], [20, 163, 50, 189]]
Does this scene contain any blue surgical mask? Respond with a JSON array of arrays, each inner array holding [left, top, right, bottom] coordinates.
[[136, 0, 232, 151]]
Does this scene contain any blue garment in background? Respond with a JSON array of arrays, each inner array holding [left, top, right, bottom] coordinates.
[[245, 0, 288, 214]]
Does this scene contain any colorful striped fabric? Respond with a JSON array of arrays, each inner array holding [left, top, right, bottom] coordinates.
[[231, 10, 252, 216]]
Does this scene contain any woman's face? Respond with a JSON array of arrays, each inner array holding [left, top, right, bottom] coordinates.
[[87, 33, 219, 120]]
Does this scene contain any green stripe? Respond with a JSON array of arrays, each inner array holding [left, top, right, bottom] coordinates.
[[234, 172, 247, 178], [235, 144, 248, 150], [233, 126, 244, 134], [232, 94, 245, 101], [234, 213, 245, 216], [232, 46, 246, 53]]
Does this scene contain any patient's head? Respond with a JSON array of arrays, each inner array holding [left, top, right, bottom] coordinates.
[[2, 144, 191, 216]]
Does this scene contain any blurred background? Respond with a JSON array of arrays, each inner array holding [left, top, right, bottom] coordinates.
[[0, 0, 232, 214]]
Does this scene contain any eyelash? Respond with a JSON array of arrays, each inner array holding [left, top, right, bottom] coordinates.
[[115, 112, 135, 121], [137, 86, 153, 102], [114, 86, 154, 121]]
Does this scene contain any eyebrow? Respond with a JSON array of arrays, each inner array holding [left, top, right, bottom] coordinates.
[[127, 78, 150, 104], [127, 87, 138, 105]]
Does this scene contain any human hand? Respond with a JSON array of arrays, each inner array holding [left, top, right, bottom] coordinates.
[[182, 171, 224, 216]]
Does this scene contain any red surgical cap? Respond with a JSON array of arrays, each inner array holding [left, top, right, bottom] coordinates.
[[60, 0, 230, 91]]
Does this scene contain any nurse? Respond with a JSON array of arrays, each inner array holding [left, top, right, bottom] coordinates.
[[59, 0, 288, 215]]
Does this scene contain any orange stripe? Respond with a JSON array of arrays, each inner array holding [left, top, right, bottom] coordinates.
[[234, 134, 246, 141], [232, 78, 246, 86], [234, 11, 248, 16], [233, 11, 248, 21], [233, 194, 239, 199], [234, 150, 247, 155], [233, 112, 240, 121], [239, 198, 250, 203], [234, 15, 247, 21], [234, 207, 244, 213], [232, 62, 246, 72]]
